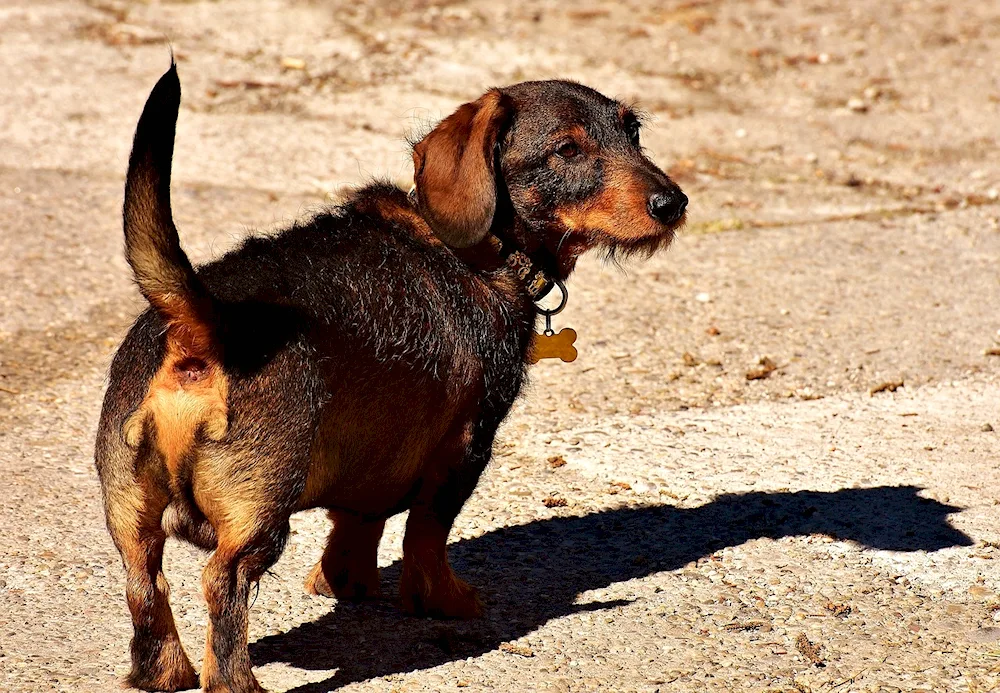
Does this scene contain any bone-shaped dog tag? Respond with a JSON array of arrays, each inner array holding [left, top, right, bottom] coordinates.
[[528, 328, 578, 364]]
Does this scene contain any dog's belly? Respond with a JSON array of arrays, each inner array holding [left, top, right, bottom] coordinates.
[[295, 365, 479, 517]]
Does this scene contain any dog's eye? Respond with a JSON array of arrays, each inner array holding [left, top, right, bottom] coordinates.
[[626, 121, 641, 147], [556, 142, 580, 159]]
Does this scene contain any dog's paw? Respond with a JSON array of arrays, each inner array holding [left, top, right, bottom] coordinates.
[[202, 679, 267, 693], [304, 561, 335, 598], [125, 639, 198, 692], [400, 569, 483, 619], [304, 560, 380, 600]]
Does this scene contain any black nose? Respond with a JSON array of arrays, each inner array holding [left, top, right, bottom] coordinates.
[[648, 191, 688, 224]]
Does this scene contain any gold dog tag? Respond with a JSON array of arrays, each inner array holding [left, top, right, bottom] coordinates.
[[529, 328, 578, 364]]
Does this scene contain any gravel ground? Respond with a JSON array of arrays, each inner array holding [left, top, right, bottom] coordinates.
[[1, 1, 1000, 692]]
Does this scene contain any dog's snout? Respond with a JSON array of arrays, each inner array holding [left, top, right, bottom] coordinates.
[[647, 191, 688, 224]]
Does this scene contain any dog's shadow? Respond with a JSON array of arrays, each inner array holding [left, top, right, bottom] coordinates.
[[250, 485, 971, 692]]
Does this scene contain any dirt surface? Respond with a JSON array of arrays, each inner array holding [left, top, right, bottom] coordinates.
[[2, 1, 1000, 691]]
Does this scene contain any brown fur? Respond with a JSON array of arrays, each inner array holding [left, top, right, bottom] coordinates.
[[365, 193, 438, 243], [103, 474, 199, 691], [399, 509, 484, 619], [412, 91, 512, 247], [296, 360, 478, 513], [200, 538, 267, 693], [123, 346, 229, 470]]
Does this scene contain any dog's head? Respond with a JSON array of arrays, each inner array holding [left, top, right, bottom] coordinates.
[[411, 80, 687, 277]]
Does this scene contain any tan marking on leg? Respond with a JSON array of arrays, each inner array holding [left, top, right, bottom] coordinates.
[[104, 479, 198, 692], [200, 527, 279, 693], [194, 465, 266, 553]]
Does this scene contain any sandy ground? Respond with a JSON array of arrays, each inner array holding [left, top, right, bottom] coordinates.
[[2, 1, 1000, 691]]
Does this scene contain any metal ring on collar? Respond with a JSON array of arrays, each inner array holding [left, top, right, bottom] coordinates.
[[536, 279, 568, 316]]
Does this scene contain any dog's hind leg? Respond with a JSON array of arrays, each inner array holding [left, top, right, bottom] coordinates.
[[199, 510, 288, 693], [196, 444, 301, 693], [102, 473, 199, 691], [305, 510, 385, 599]]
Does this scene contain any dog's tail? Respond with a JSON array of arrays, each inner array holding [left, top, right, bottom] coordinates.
[[124, 61, 217, 358]]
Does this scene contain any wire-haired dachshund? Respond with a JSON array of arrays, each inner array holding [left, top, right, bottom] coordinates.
[[95, 62, 687, 692]]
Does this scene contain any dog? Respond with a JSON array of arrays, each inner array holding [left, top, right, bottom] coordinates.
[[95, 61, 687, 693]]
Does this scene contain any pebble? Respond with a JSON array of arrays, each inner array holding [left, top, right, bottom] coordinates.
[[280, 57, 307, 70]]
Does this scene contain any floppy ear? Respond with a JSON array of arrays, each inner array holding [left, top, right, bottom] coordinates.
[[412, 90, 512, 248]]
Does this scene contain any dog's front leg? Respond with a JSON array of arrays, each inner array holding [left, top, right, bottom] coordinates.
[[399, 421, 492, 619], [399, 505, 484, 619], [305, 510, 386, 599]]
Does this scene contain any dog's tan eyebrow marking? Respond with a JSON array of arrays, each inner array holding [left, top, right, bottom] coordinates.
[[549, 124, 591, 144]]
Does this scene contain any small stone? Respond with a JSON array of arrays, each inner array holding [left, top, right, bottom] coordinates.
[[746, 356, 778, 381], [982, 423, 994, 432], [499, 642, 534, 657], [280, 57, 307, 70], [847, 97, 868, 112], [869, 379, 904, 396]]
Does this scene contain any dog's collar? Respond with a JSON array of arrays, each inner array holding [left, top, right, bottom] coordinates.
[[485, 235, 555, 300]]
